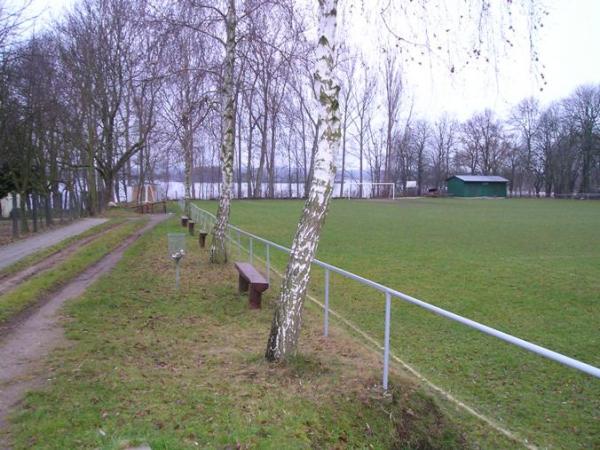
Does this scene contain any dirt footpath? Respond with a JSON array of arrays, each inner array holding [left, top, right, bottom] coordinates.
[[0, 221, 124, 295], [0, 214, 167, 445], [0, 218, 108, 271]]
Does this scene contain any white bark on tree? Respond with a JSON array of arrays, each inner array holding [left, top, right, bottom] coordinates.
[[210, 0, 236, 264], [266, 0, 340, 362], [182, 47, 193, 217]]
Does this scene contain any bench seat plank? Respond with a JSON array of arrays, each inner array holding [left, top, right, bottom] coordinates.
[[234, 262, 268, 287], [234, 262, 269, 309]]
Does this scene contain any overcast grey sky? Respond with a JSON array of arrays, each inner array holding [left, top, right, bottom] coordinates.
[[19, 0, 600, 122]]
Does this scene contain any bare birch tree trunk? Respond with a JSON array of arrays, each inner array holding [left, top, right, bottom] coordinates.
[[266, 0, 340, 362], [183, 115, 193, 216], [210, 0, 236, 264]]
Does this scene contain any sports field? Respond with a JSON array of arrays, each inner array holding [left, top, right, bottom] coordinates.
[[197, 198, 600, 449]]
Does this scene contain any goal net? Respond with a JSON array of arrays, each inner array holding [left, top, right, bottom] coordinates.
[[346, 182, 395, 199]]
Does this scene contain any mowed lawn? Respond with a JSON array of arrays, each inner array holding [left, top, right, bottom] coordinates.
[[197, 198, 600, 449]]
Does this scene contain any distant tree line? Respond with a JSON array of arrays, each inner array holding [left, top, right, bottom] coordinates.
[[1, 0, 598, 238], [389, 89, 600, 197]]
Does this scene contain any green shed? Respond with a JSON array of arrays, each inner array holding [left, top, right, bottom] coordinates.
[[446, 175, 508, 197]]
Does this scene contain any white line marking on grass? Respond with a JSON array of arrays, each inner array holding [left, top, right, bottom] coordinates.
[[239, 243, 538, 450]]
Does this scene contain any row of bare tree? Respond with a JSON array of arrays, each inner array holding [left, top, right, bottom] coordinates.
[[378, 86, 600, 198], [2, 0, 598, 233]]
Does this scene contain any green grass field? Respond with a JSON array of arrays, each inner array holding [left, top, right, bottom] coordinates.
[[8, 217, 489, 449], [196, 198, 600, 449]]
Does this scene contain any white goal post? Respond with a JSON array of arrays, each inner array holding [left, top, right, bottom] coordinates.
[[346, 182, 395, 200]]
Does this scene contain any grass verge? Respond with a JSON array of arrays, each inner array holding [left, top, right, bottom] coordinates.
[[4, 217, 512, 449], [0, 219, 146, 325], [193, 198, 600, 449]]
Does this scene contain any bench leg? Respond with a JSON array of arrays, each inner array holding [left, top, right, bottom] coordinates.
[[199, 233, 207, 248], [238, 275, 249, 293], [249, 287, 262, 309]]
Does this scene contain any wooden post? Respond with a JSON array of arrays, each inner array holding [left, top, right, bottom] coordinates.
[[181, 216, 189, 227], [198, 232, 208, 248], [238, 275, 249, 293], [188, 220, 195, 236]]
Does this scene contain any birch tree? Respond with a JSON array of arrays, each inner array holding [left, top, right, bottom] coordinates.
[[210, 0, 236, 264], [266, 0, 340, 362]]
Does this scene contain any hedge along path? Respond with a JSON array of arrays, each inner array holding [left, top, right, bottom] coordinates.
[[236, 242, 538, 450], [0, 214, 168, 436], [0, 220, 127, 295]]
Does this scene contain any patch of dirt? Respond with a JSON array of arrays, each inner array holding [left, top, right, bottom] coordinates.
[[393, 388, 467, 449], [0, 214, 167, 436]]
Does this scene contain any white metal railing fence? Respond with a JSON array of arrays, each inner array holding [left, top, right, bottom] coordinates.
[[183, 202, 600, 387]]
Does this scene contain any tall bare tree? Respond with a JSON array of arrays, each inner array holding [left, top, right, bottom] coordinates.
[[564, 85, 600, 194], [383, 53, 402, 191], [337, 52, 355, 198], [161, 3, 212, 216], [431, 115, 457, 190], [352, 59, 376, 198]]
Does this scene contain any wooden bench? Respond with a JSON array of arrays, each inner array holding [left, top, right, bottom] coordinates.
[[181, 216, 189, 227], [234, 262, 269, 309]]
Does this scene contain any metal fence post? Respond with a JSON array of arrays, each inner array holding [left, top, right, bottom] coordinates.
[[266, 244, 270, 283], [324, 268, 330, 337], [249, 237, 253, 263], [383, 291, 391, 391]]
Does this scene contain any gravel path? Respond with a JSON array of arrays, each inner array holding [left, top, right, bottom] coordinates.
[[0, 219, 107, 271], [0, 214, 167, 444]]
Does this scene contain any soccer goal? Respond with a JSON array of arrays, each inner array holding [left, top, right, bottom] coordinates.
[[346, 182, 395, 200]]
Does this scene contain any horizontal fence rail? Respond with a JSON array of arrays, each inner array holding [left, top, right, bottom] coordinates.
[[184, 202, 600, 384]]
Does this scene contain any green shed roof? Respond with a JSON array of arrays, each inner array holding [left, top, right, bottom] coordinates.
[[447, 175, 508, 183]]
